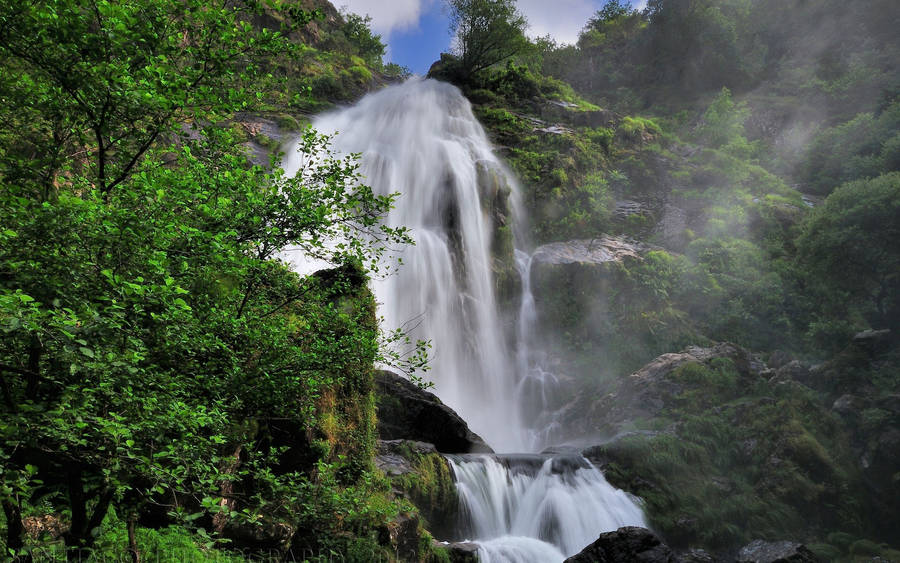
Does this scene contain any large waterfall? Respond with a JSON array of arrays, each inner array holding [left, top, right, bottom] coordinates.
[[284, 79, 646, 562]]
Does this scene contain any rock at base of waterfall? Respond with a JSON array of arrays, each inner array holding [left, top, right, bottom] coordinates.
[[736, 540, 821, 563], [374, 370, 493, 454], [438, 541, 480, 562], [375, 439, 459, 541], [564, 526, 678, 563]]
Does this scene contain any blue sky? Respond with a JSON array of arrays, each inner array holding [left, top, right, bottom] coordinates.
[[338, 0, 648, 75]]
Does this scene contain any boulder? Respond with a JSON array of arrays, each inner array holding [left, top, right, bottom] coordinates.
[[374, 370, 493, 454], [375, 439, 438, 477], [736, 540, 820, 563], [678, 548, 719, 562], [852, 329, 893, 354], [564, 526, 678, 563], [438, 541, 480, 562]]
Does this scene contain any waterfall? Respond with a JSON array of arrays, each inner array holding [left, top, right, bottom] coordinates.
[[450, 455, 646, 561], [283, 78, 646, 562], [290, 78, 525, 450]]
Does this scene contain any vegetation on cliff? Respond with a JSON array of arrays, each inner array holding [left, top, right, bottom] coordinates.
[[434, 0, 899, 558], [0, 1, 426, 561]]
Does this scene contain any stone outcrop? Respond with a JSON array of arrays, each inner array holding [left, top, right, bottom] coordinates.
[[564, 526, 678, 563], [529, 236, 654, 338], [564, 343, 760, 439], [374, 370, 493, 454], [375, 440, 459, 541], [531, 236, 651, 268], [736, 540, 820, 563]]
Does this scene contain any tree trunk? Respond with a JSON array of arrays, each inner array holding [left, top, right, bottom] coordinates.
[[2, 497, 31, 562], [127, 517, 141, 563]]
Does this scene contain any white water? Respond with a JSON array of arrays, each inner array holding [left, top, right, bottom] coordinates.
[[284, 78, 646, 562], [450, 455, 647, 561]]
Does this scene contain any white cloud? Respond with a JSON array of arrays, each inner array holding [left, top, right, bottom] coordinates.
[[337, 0, 433, 35], [516, 0, 598, 45]]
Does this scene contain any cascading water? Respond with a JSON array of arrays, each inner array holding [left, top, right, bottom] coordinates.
[[450, 455, 646, 561], [283, 78, 646, 562]]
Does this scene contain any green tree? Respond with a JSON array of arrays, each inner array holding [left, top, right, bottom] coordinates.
[[0, 0, 308, 200], [797, 172, 900, 335], [447, 0, 528, 79], [588, 0, 634, 26], [0, 1, 412, 560]]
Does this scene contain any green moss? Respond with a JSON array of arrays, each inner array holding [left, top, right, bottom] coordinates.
[[275, 113, 302, 132], [394, 452, 458, 532], [597, 373, 869, 553]]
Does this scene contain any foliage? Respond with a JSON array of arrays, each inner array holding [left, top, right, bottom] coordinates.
[[802, 99, 900, 195], [446, 0, 529, 80], [599, 360, 870, 552], [797, 172, 900, 333], [0, 2, 414, 560], [694, 87, 758, 158], [0, 0, 305, 198], [334, 12, 386, 68]]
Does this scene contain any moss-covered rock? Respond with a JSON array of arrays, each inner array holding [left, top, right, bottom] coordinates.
[[376, 440, 459, 541]]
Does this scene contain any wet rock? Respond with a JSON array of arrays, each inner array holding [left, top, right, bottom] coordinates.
[[736, 539, 820, 562], [531, 236, 651, 268], [534, 124, 574, 135], [440, 541, 480, 562], [375, 439, 438, 477], [374, 370, 492, 454], [386, 514, 420, 562], [564, 526, 678, 562], [678, 548, 719, 562]]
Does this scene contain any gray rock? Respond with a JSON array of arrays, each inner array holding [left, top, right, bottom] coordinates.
[[832, 394, 866, 416], [438, 541, 480, 562], [769, 360, 811, 386], [678, 548, 718, 562], [767, 350, 793, 370], [375, 439, 438, 477], [615, 199, 653, 220], [532, 236, 650, 267], [375, 370, 493, 454], [736, 539, 820, 563], [852, 329, 893, 353], [654, 204, 689, 250], [564, 526, 678, 563]]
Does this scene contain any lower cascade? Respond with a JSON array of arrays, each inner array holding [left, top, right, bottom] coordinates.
[[449, 455, 646, 561], [286, 78, 647, 562]]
